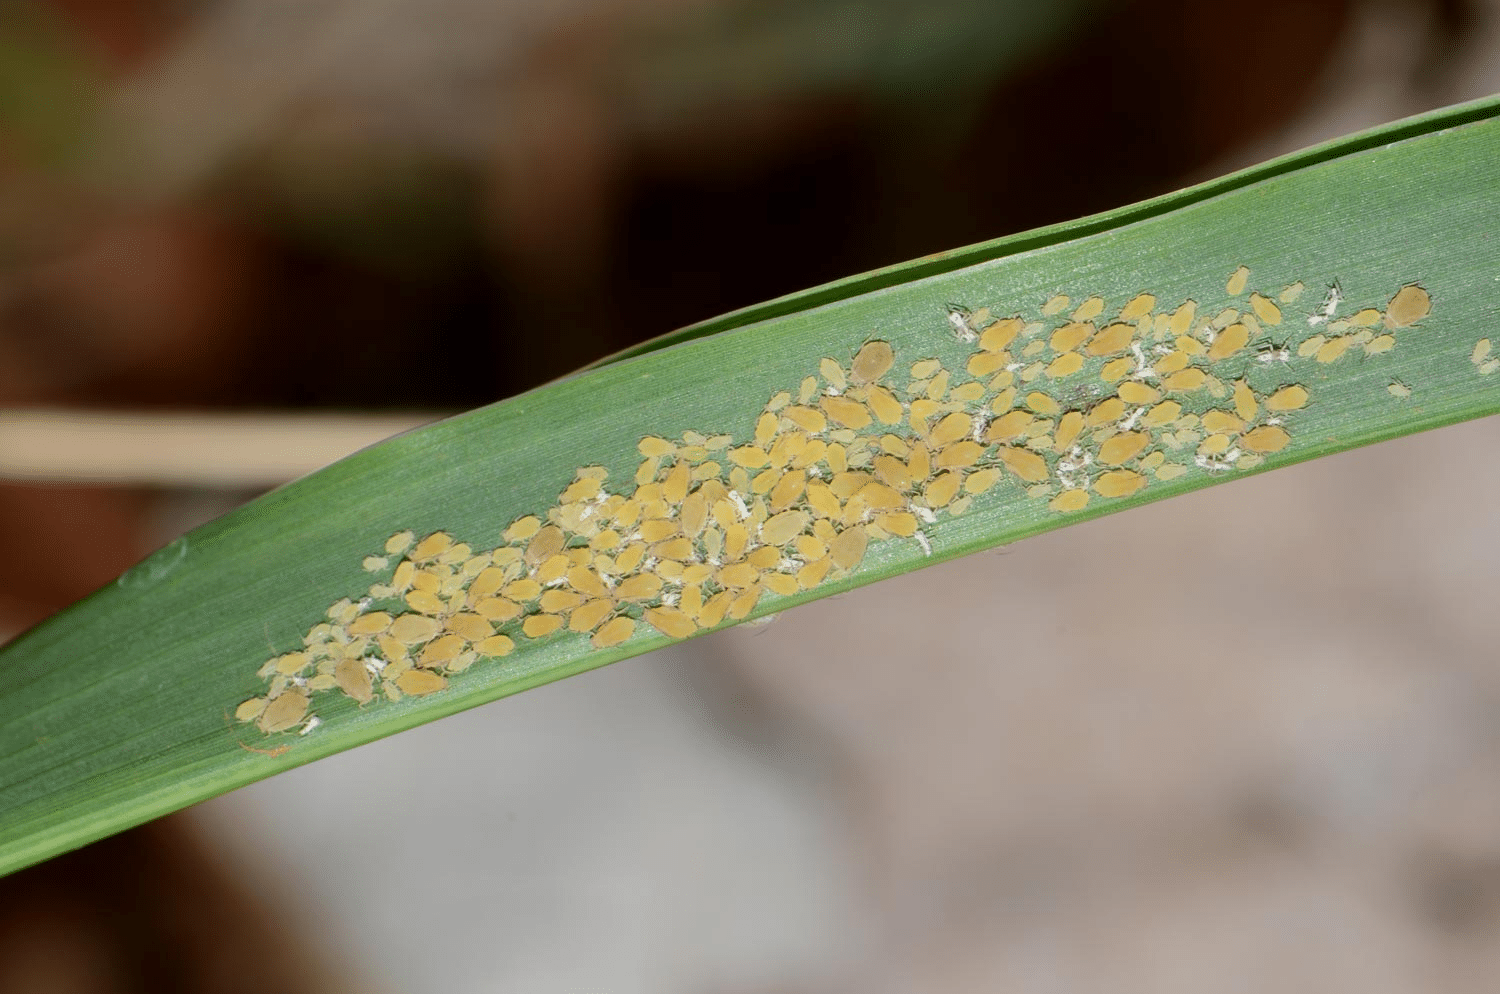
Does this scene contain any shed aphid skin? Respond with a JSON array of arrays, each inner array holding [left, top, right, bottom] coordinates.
[[239, 270, 1433, 733]]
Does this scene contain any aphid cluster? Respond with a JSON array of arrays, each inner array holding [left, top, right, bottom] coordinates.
[[237, 271, 1431, 735]]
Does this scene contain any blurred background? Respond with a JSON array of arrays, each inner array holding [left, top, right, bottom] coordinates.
[[2, 0, 1499, 990]]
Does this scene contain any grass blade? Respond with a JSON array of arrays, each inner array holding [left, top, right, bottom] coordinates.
[[2, 94, 1498, 878]]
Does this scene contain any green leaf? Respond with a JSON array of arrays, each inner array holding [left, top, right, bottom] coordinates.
[[3, 94, 1498, 878]]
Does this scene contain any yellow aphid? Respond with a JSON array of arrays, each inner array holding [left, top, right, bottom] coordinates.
[[644, 606, 698, 640], [829, 525, 868, 571], [1050, 489, 1089, 513], [761, 510, 810, 547], [1169, 301, 1197, 338], [1156, 463, 1189, 480], [1264, 385, 1309, 411], [907, 398, 941, 434], [362, 555, 388, 573], [418, 634, 464, 668], [924, 471, 961, 507], [1241, 425, 1290, 453], [1279, 281, 1305, 303], [1100, 356, 1133, 382], [1085, 398, 1125, 427], [876, 511, 918, 537], [525, 525, 565, 567], [744, 545, 780, 566], [1140, 451, 1165, 471], [1249, 292, 1282, 325], [502, 578, 542, 602], [1315, 336, 1353, 363], [272, 652, 308, 677], [328, 599, 360, 625], [519, 614, 562, 639], [1350, 308, 1383, 328], [474, 596, 523, 622], [909, 358, 942, 379], [1154, 351, 1190, 375], [820, 395, 871, 429], [586, 615, 633, 649], [980, 318, 1023, 352], [537, 589, 583, 613], [929, 412, 973, 447], [1120, 293, 1156, 321], [636, 518, 678, 543], [343, 612, 389, 637], [660, 461, 690, 504], [1141, 401, 1182, 428], [1042, 294, 1070, 316], [1226, 266, 1250, 296], [568, 599, 615, 634], [968, 351, 1008, 377], [806, 483, 841, 518], [1094, 470, 1146, 499], [1098, 432, 1150, 465], [404, 589, 445, 615], [235, 697, 267, 722], [925, 370, 950, 401], [1207, 323, 1249, 360], [1474, 339, 1493, 365], [1385, 284, 1430, 326], [1198, 433, 1231, 456], [691, 591, 728, 628], [783, 405, 827, 434], [934, 441, 984, 469], [948, 495, 973, 516], [1055, 411, 1084, 451], [798, 376, 819, 404], [395, 669, 447, 696], [1086, 323, 1135, 357], [1163, 369, 1207, 391], [729, 444, 772, 469], [1020, 360, 1046, 382], [634, 457, 659, 487], [865, 385, 904, 424], [819, 357, 848, 391], [638, 436, 676, 459], [562, 477, 601, 504], [769, 472, 807, 512], [1388, 381, 1412, 399], [995, 446, 1049, 483], [410, 532, 453, 562], [385, 530, 415, 555], [1364, 334, 1396, 355], [1201, 410, 1244, 434], [751, 414, 777, 450], [1025, 392, 1060, 416], [963, 468, 1003, 495], [1051, 322, 1092, 353], [763, 572, 798, 597], [768, 431, 806, 468], [1046, 352, 1084, 378], [441, 613, 488, 642], [258, 690, 310, 734], [616, 574, 663, 601], [1116, 382, 1160, 406], [851, 340, 895, 383], [1176, 334, 1207, 356], [1073, 296, 1105, 321], [1232, 380, 1257, 422], [727, 586, 763, 621], [906, 441, 931, 480], [796, 558, 831, 589], [949, 381, 986, 404], [1297, 334, 1326, 358], [535, 554, 570, 586], [856, 482, 905, 511], [334, 658, 374, 704], [873, 455, 913, 491]]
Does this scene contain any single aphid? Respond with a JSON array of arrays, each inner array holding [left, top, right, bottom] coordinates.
[[851, 340, 895, 383], [335, 658, 374, 704], [1042, 294, 1070, 316], [1264, 385, 1309, 411], [1049, 489, 1089, 513], [1385, 284, 1430, 327], [1226, 266, 1250, 296], [1072, 296, 1105, 322], [257, 689, 311, 734], [1387, 381, 1412, 399], [395, 669, 447, 697]]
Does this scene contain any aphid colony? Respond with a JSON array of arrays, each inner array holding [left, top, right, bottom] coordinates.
[[238, 271, 1431, 735]]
